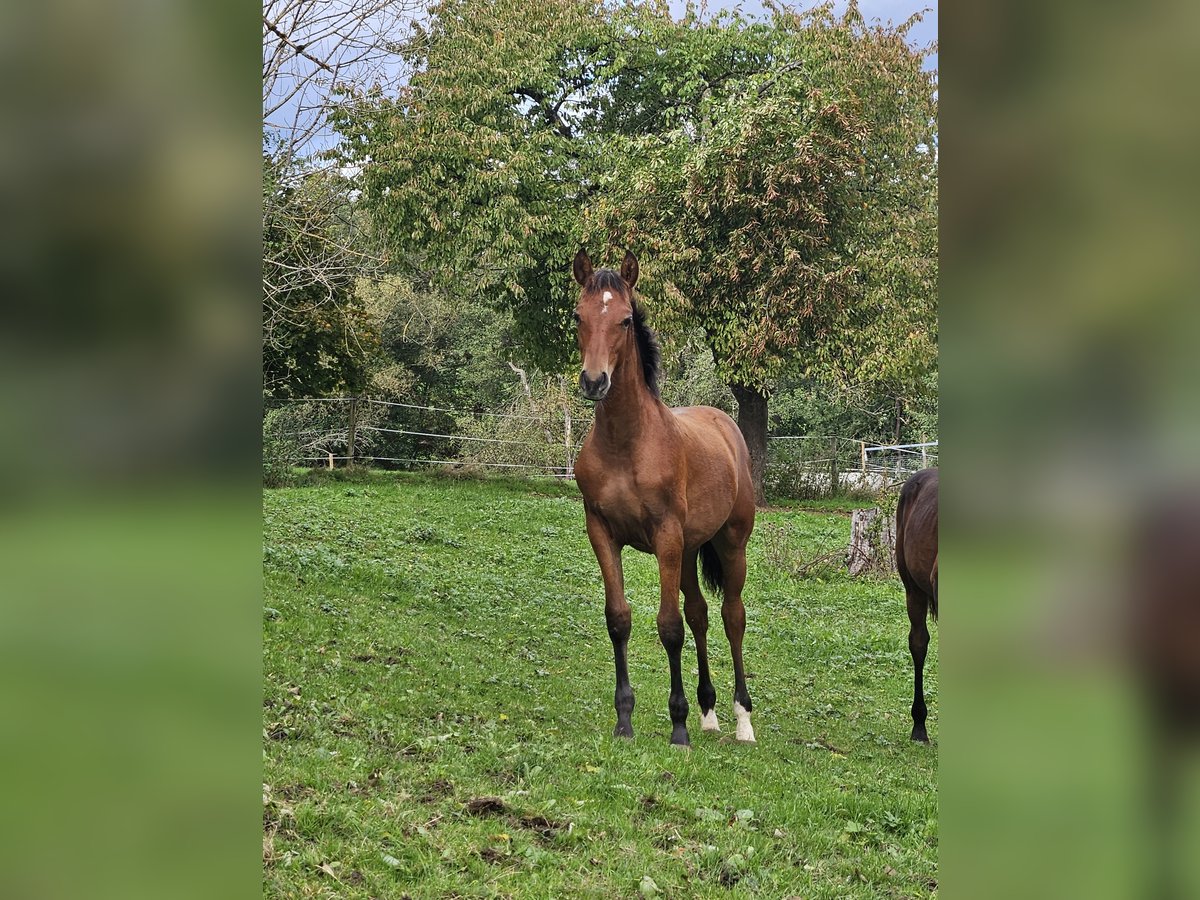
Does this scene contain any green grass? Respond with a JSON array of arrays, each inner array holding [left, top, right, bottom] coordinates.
[[263, 471, 937, 898]]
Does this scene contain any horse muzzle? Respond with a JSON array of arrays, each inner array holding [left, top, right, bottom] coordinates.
[[579, 370, 610, 401]]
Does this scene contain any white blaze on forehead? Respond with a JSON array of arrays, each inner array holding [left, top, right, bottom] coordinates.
[[602, 290, 612, 313]]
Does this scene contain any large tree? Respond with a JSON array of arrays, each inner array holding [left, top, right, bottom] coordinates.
[[334, 0, 937, 500], [588, 4, 937, 500]]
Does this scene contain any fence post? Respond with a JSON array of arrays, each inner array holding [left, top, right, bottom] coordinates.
[[346, 396, 359, 466], [921, 441, 928, 468], [564, 401, 573, 478], [860, 441, 867, 474]]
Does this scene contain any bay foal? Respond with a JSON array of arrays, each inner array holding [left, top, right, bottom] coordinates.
[[571, 249, 757, 747]]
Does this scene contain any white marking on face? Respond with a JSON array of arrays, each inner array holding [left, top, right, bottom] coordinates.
[[602, 290, 612, 314], [700, 709, 721, 732], [734, 701, 756, 743]]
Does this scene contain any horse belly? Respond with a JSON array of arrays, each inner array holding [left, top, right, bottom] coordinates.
[[681, 486, 735, 548], [901, 504, 938, 596], [680, 446, 740, 547]]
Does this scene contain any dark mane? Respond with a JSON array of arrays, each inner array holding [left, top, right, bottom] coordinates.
[[588, 269, 661, 397], [631, 299, 661, 398]]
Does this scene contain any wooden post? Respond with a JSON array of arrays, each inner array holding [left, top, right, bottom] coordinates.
[[829, 439, 840, 496], [564, 401, 573, 478], [327, 451, 334, 470], [921, 441, 928, 469], [346, 396, 359, 467], [860, 441, 867, 474]]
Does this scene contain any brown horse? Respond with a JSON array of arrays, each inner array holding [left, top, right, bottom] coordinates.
[[895, 467, 938, 742], [571, 249, 757, 748]]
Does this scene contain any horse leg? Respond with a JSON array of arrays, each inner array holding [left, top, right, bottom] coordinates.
[[719, 545, 755, 743], [586, 515, 634, 738], [907, 588, 931, 743], [681, 550, 718, 732], [655, 527, 690, 747]]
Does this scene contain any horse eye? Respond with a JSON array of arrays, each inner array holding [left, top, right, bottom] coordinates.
[[572, 312, 581, 323], [621, 316, 633, 328]]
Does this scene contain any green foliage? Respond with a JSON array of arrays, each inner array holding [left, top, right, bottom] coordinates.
[[262, 409, 297, 487], [770, 368, 939, 446], [588, 4, 937, 397], [263, 156, 377, 399], [360, 274, 516, 412], [264, 473, 937, 897], [334, 1, 936, 403], [657, 328, 738, 414], [330, 0, 614, 369]]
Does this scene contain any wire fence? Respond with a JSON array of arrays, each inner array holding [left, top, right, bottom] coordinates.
[[264, 396, 936, 495]]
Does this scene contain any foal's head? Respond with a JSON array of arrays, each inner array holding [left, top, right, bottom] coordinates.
[[572, 248, 651, 402]]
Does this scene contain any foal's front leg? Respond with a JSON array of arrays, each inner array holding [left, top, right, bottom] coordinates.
[[586, 515, 634, 738], [655, 526, 690, 747]]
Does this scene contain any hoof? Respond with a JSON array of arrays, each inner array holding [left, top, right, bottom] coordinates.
[[670, 726, 691, 748], [699, 709, 721, 732], [614, 723, 634, 739], [910, 728, 929, 744]]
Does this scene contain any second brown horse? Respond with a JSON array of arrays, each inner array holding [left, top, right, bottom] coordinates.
[[571, 249, 757, 747]]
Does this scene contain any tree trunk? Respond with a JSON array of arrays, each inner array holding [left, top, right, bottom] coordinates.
[[848, 507, 897, 577], [730, 383, 768, 507]]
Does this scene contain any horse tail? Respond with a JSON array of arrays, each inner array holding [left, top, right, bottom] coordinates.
[[929, 557, 938, 622], [699, 541, 724, 597]]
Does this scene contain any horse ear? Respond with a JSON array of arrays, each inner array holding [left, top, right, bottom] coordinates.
[[620, 250, 639, 288], [573, 248, 593, 286]]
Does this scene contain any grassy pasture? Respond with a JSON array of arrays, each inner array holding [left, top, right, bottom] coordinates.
[[263, 471, 937, 898]]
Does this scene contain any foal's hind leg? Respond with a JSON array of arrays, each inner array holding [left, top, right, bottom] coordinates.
[[681, 550, 719, 732], [906, 589, 931, 743], [719, 545, 755, 743]]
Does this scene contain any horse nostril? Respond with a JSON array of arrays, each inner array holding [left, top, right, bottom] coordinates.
[[598, 372, 609, 390]]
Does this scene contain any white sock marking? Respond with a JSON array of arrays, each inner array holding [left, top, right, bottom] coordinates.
[[734, 701, 755, 743], [700, 709, 721, 732]]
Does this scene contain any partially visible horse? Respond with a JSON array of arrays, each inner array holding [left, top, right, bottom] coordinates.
[[896, 467, 938, 742], [571, 248, 757, 747]]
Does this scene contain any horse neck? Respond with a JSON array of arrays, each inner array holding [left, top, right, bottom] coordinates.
[[592, 355, 662, 450]]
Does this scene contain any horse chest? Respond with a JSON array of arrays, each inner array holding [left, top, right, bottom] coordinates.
[[579, 466, 671, 550]]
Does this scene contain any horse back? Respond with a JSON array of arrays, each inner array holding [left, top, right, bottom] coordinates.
[[897, 468, 939, 605]]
